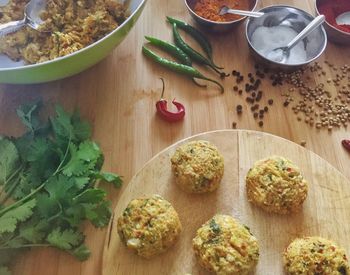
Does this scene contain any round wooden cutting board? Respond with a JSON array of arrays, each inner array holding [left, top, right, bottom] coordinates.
[[102, 130, 350, 275]]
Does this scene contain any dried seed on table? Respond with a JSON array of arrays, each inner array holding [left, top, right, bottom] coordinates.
[[246, 97, 254, 104], [258, 121, 264, 127], [232, 122, 237, 129], [256, 91, 263, 101]]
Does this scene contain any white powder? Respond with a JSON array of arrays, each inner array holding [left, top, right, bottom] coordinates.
[[251, 25, 307, 64]]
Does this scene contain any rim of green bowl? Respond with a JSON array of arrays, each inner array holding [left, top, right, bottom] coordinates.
[[0, 0, 147, 72]]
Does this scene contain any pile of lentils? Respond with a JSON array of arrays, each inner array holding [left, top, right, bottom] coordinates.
[[231, 62, 350, 131]]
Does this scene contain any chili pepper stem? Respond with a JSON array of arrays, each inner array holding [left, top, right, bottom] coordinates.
[[192, 78, 207, 88], [213, 63, 224, 70], [196, 77, 225, 93], [211, 65, 223, 75], [160, 78, 165, 99]]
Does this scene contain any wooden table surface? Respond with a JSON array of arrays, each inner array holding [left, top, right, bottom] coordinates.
[[0, 0, 349, 274]]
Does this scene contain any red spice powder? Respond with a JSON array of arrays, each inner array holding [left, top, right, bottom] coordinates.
[[194, 0, 250, 22], [318, 0, 350, 33]]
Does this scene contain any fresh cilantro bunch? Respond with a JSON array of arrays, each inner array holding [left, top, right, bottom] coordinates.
[[0, 102, 122, 273]]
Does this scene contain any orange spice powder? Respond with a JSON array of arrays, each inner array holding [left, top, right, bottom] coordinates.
[[194, 0, 250, 22]]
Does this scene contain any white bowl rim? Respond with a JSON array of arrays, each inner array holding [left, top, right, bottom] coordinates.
[[0, 0, 147, 72], [184, 0, 258, 25], [315, 0, 350, 37], [246, 4, 328, 67]]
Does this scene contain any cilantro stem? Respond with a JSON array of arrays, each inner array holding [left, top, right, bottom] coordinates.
[[0, 177, 20, 205], [0, 182, 45, 216], [52, 132, 72, 175], [47, 202, 62, 222], [0, 165, 23, 199], [0, 244, 50, 250], [0, 134, 72, 217]]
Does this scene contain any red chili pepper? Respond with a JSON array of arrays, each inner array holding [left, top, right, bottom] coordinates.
[[342, 139, 350, 152], [156, 78, 185, 122]]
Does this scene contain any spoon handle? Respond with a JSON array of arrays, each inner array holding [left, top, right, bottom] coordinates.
[[225, 9, 264, 18], [287, 15, 325, 50], [0, 19, 26, 37]]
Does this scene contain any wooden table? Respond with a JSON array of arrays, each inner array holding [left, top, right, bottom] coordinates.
[[0, 0, 349, 274]]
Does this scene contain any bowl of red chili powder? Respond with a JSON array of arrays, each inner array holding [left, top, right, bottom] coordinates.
[[185, 0, 258, 32], [316, 0, 350, 45]]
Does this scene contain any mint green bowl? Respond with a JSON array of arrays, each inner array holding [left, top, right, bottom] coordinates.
[[0, 0, 146, 84]]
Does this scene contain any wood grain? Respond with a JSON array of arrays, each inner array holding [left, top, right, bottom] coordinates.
[[0, 0, 349, 274], [103, 130, 350, 275]]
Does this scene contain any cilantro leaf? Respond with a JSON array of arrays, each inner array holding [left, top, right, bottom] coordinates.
[[25, 138, 59, 180], [10, 176, 32, 200], [19, 218, 48, 243], [44, 175, 76, 202], [95, 172, 122, 188], [83, 200, 111, 228], [76, 141, 101, 162], [62, 144, 89, 177], [71, 111, 91, 141], [0, 138, 19, 185], [70, 244, 91, 261], [51, 105, 73, 140], [209, 219, 221, 234], [35, 193, 60, 219], [0, 199, 36, 234], [47, 228, 83, 250], [16, 101, 41, 133], [74, 189, 106, 204], [74, 177, 90, 189]]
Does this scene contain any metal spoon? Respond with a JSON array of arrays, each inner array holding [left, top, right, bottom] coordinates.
[[219, 6, 264, 18], [267, 15, 325, 63], [336, 11, 350, 26], [0, 0, 47, 37]]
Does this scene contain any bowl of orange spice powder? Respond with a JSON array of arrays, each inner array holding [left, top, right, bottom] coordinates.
[[185, 0, 258, 32]]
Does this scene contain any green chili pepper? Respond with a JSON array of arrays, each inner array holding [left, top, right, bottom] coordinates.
[[144, 36, 204, 88], [142, 46, 224, 93], [167, 17, 214, 62], [144, 36, 192, 66], [172, 23, 222, 76]]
